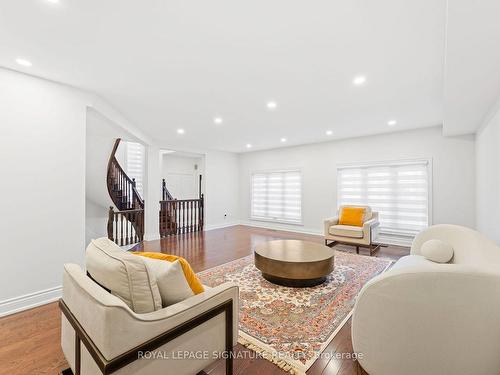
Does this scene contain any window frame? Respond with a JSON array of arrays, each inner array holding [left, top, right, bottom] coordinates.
[[249, 168, 304, 226]]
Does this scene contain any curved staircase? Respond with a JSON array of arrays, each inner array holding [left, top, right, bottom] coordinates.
[[106, 138, 145, 245]]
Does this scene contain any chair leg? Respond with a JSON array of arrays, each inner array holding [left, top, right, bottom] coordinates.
[[369, 244, 381, 256], [356, 246, 359, 254], [325, 240, 336, 248]]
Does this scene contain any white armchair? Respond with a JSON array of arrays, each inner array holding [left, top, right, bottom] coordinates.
[[324, 205, 380, 255], [60, 263, 238, 375], [352, 224, 500, 375]]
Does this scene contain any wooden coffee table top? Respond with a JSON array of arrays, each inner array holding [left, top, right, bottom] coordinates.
[[254, 239, 335, 263]]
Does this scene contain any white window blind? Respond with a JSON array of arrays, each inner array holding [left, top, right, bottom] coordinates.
[[251, 170, 302, 224], [125, 141, 145, 196], [337, 160, 430, 241]]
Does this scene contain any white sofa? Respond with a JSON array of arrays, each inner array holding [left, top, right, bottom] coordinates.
[[60, 241, 239, 375], [352, 224, 500, 375], [324, 205, 380, 255]]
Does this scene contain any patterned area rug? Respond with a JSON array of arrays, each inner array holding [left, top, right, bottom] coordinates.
[[197, 250, 392, 375]]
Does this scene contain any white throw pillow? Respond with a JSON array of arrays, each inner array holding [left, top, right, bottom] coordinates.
[[85, 238, 162, 313], [421, 239, 454, 263], [142, 257, 194, 306]]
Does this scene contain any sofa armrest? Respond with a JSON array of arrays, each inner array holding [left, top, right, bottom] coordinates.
[[324, 216, 339, 235], [363, 217, 379, 229], [108, 283, 238, 359], [362, 218, 379, 241]]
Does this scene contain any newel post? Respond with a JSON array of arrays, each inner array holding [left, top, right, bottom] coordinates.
[[199, 174, 203, 199], [107, 206, 114, 242], [200, 193, 204, 230]]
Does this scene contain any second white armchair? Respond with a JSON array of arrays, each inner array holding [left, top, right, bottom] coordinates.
[[324, 205, 380, 255]]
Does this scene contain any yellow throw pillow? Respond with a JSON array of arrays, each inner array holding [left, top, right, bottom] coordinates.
[[132, 252, 204, 295], [339, 207, 365, 227]]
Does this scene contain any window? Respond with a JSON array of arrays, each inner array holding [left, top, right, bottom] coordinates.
[[251, 170, 302, 224], [337, 160, 430, 243], [124, 141, 145, 196]]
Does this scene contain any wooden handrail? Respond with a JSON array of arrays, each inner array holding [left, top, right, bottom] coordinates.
[[162, 179, 174, 201], [107, 138, 144, 210], [106, 138, 145, 245], [107, 138, 121, 174], [106, 139, 122, 208], [160, 198, 202, 203], [112, 208, 145, 214]]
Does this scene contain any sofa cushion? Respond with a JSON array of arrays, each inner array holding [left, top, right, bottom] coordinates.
[[132, 252, 204, 295], [85, 238, 162, 313], [339, 207, 365, 227], [421, 239, 454, 263], [329, 224, 364, 238], [140, 257, 196, 306]]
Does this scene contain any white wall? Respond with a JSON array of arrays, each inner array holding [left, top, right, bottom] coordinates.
[[476, 111, 500, 243], [161, 154, 203, 199], [238, 126, 476, 235], [0, 69, 151, 316], [204, 151, 239, 229], [0, 69, 87, 315]]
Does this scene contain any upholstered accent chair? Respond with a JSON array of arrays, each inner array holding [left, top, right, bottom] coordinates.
[[60, 260, 238, 375], [324, 205, 380, 255], [352, 224, 500, 375]]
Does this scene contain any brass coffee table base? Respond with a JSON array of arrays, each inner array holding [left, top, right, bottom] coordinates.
[[261, 273, 327, 287]]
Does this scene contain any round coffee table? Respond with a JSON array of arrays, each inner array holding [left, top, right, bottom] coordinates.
[[254, 240, 335, 287]]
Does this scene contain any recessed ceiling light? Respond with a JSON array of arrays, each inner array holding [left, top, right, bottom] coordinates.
[[387, 120, 397, 126], [326, 130, 333, 136], [177, 128, 185, 134], [213, 117, 223, 125], [280, 138, 287, 143], [266, 101, 277, 110], [352, 75, 366, 86], [15, 58, 32, 67], [46, 0, 60, 3], [246, 143, 252, 149]]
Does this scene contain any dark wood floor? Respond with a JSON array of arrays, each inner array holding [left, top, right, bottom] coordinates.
[[0, 225, 409, 375]]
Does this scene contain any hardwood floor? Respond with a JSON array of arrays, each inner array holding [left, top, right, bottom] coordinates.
[[0, 225, 409, 375]]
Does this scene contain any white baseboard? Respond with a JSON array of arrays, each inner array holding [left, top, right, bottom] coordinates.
[[204, 221, 240, 231], [144, 232, 161, 241], [0, 286, 62, 318], [376, 235, 413, 247], [238, 220, 323, 237]]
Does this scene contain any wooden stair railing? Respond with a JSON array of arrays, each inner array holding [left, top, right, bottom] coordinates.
[[106, 138, 144, 245], [162, 179, 174, 201], [108, 207, 144, 245], [159, 176, 204, 237], [107, 139, 144, 211]]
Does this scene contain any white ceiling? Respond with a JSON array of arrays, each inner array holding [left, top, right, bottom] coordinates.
[[0, 0, 497, 152]]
